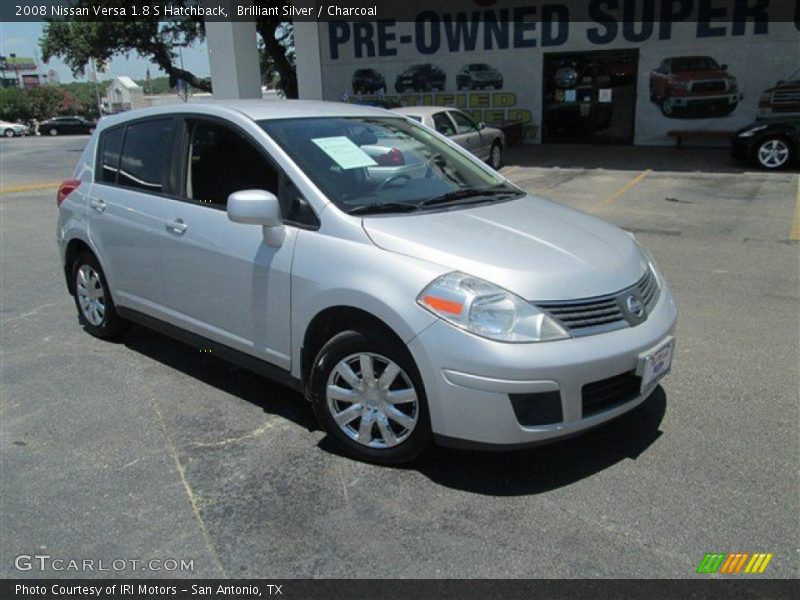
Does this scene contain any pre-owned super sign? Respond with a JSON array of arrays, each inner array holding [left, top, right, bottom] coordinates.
[[328, 0, 773, 59]]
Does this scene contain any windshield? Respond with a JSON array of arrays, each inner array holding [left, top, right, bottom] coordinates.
[[672, 57, 720, 72], [259, 117, 519, 214], [470, 64, 490, 71], [789, 68, 800, 82]]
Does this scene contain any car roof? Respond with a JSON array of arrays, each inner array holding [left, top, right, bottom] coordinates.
[[392, 106, 458, 117], [95, 99, 395, 131]]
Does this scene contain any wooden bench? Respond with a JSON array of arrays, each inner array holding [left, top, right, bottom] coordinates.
[[667, 129, 733, 149]]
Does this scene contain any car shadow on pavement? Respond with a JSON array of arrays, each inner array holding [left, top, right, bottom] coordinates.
[[121, 323, 665, 496], [121, 325, 319, 432], [410, 388, 667, 496]]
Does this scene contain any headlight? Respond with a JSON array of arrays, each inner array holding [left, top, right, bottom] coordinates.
[[739, 124, 768, 137], [417, 272, 569, 343]]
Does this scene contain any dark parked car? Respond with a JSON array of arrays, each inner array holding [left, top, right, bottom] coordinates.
[[456, 64, 503, 90], [395, 64, 446, 93], [352, 68, 386, 95], [731, 119, 799, 170], [41, 116, 96, 136]]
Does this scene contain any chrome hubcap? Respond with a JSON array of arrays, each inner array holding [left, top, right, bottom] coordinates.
[[491, 146, 501, 168], [758, 140, 789, 168], [76, 265, 106, 326], [326, 352, 419, 449]]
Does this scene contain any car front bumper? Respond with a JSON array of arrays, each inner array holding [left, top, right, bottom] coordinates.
[[408, 280, 678, 448], [670, 92, 742, 108]]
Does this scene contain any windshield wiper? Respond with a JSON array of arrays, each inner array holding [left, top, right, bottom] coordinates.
[[418, 187, 519, 208], [348, 202, 421, 215]]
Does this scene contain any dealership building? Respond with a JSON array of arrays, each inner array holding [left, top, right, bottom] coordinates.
[[292, 2, 800, 146]]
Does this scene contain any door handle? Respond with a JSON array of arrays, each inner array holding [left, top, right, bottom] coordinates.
[[165, 218, 187, 235], [89, 198, 106, 213]]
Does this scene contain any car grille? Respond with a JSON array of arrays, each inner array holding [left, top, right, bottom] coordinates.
[[582, 371, 642, 417], [535, 268, 659, 337], [772, 89, 800, 106], [691, 80, 727, 93]]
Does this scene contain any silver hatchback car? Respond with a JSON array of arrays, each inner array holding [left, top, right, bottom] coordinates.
[[57, 100, 677, 464]]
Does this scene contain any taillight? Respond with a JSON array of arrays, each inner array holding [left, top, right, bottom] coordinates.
[[57, 179, 81, 207], [374, 148, 405, 166]]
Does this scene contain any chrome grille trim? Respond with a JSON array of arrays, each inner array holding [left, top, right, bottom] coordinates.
[[535, 268, 660, 337]]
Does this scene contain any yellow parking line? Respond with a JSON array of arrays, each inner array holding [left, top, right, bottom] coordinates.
[[591, 169, 652, 213], [790, 176, 800, 241], [0, 181, 61, 195]]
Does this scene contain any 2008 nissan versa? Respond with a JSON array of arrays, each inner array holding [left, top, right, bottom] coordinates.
[[57, 101, 677, 464]]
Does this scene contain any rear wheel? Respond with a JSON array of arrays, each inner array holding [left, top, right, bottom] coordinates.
[[755, 137, 793, 170], [49, 128, 58, 136], [72, 252, 128, 339], [308, 330, 432, 465]]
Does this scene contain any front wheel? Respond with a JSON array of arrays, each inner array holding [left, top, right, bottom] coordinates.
[[49, 128, 58, 136], [755, 137, 793, 170], [488, 140, 503, 170], [72, 252, 128, 339], [308, 330, 433, 465], [4, 128, 14, 138]]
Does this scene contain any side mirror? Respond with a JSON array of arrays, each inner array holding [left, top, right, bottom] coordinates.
[[227, 189, 285, 247], [720, 64, 728, 71], [476, 121, 487, 131]]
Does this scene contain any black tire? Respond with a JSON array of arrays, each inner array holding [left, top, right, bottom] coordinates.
[[488, 140, 503, 170], [308, 329, 433, 465], [4, 128, 14, 138], [72, 252, 128, 340], [49, 128, 58, 136], [754, 136, 794, 170]]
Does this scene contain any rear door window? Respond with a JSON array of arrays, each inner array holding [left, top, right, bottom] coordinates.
[[118, 119, 176, 193], [431, 112, 456, 136]]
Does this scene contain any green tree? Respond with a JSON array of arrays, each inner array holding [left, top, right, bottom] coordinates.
[[0, 86, 80, 121], [40, 1, 297, 98]]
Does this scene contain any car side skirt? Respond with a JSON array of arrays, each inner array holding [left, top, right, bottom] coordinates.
[[116, 307, 303, 393]]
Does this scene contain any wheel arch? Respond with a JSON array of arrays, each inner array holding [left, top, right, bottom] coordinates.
[[63, 235, 107, 296], [300, 305, 410, 392]]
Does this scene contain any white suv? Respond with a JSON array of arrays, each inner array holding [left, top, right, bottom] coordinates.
[[57, 101, 677, 464]]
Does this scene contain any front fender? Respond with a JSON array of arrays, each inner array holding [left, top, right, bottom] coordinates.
[[289, 228, 447, 378]]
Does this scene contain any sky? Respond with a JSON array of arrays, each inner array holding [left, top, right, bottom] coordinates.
[[0, 21, 211, 83]]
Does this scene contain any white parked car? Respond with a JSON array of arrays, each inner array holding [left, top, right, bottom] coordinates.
[[57, 100, 677, 464], [392, 106, 506, 170], [0, 120, 29, 137]]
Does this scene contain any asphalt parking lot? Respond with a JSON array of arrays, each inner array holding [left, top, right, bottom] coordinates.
[[1, 134, 798, 579]]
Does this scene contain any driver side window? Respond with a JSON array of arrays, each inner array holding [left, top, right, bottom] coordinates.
[[184, 120, 318, 228], [448, 111, 477, 135], [186, 120, 278, 208]]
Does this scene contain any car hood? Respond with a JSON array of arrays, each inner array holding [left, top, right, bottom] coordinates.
[[362, 195, 647, 301]]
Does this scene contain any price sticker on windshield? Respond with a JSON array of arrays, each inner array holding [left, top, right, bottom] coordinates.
[[312, 136, 377, 170]]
